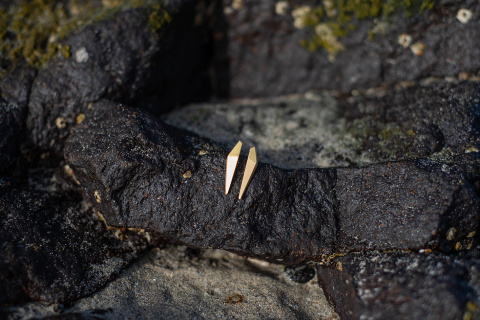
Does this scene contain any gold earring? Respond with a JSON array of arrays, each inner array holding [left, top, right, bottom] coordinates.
[[239, 147, 257, 199], [225, 141, 242, 195]]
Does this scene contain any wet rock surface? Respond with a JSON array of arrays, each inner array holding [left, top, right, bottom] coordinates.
[[0, 99, 26, 172], [317, 252, 480, 320], [26, 2, 212, 155], [65, 100, 480, 263], [0, 66, 37, 172], [0, 0, 479, 319], [214, 0, 480, 97], [0, 174, 148, 304]]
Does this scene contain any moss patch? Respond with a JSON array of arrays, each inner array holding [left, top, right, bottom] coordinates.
[[292, 0, 434, 56], [342, 116, 416, 163], [0, 0, 167, 72]]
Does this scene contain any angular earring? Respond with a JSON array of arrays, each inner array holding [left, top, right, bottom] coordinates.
[[239, 147, 258, 199], [225, 141, 242, 195]]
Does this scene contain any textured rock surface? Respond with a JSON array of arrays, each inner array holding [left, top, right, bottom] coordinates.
[[26, 2, 212, 155], [65, 100, 480, 264], [0, 178, 148, 304], [214, 0, 480, 97], [1, 0, 479, 318], [0, 66, 37, 172], [164, 81, 480, 168], [3, 247, 338, 319], [0, 99, 26, 172], [317, 252, 480, 320]]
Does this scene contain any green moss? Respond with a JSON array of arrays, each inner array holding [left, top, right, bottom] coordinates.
[[60, 45, 71, 58], [0, 0, 165, 72], [344, 116, 416, 162], [295, 0, 434, 55]]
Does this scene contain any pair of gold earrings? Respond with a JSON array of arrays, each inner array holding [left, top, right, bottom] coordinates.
[[225, 141, 258, 199]]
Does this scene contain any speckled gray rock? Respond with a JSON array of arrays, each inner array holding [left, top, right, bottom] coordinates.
[[317, 252, 480, 320], [3, 247, 339, 320], [65, 100, 480, 265], [164, 81, 480, 168]]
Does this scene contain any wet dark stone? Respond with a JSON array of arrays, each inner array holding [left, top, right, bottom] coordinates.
[[0, 65, 37, 173], [340, 81, 480, 160], [0, 65, 37, 108], [0, 184, 147, 304], [317, 252, 480, 320], [0, 99, 26, 173], [64, 100, 480, 265], [284, 265, 316, 284], [213, 0, 480, 98], [27, 3, 213, 155]]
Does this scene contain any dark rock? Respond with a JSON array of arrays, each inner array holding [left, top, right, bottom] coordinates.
[[214, 0, 480, 97], [335, 158, 480, 253], [340, 81, 480, 161], [64, 100, 480, 265], [0, 65, 37, 173], [26, 2, 213, 155], [0, 65, 37, 108], [317, 252, 480, 320], [0, 184, 148, 304], [0, 99, 26, 173]]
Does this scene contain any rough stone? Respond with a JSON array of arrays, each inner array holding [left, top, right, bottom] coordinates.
[[164, 81, 480, 168], [339, 81, 480, 162], [0, 99, 26, 173], [3, 247, 338, 319], [213, 0, 480, 97], [26, 2, 212, 155], [65, 100, 480, 265], [0, 180, 148, 304], [0, 65, 37, 108], [0, 65, 37, 173], [317, 252, 480, 320]]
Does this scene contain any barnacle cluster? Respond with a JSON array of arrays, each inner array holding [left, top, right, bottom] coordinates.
[[289, 0, 434, 56]]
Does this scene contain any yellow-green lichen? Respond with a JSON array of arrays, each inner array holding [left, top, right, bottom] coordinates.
[[0, 0, 166, 71], [293, 0, 434, 56], [149, 3, 172, 33], [343, 116, 416, 162]]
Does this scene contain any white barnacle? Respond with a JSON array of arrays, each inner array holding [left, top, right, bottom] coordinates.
[[275, 1, 289, 15], [55, 117, 66, 129], [292, 5, 311, 29], [457, 9, 472, 24], [75, 47, 89, 63], [231, 0, 244, 10], [410, 42, 425, 56], [397, 33, 412, 48]]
